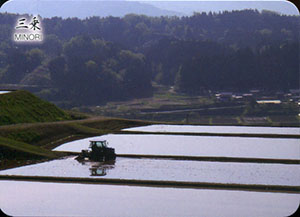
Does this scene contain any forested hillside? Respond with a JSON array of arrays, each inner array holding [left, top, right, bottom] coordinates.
[[0, 10, 298, 106]]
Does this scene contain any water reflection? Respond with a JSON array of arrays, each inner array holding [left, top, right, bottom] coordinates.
[[90, 160, 115, 176], [90, 166, 107, 176], [78, 160, 116, 177]]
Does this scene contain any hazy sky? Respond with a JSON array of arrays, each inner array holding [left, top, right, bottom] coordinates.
[[0, 0, 298, 17]]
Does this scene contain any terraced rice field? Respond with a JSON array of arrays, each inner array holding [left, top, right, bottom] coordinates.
[[1, 125, 299, 216]]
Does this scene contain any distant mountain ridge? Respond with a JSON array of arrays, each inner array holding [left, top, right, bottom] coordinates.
[[0, 0, 183, 18], [145, 1, 299, 16]]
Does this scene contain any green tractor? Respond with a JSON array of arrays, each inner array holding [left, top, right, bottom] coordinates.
[[76, 140, 116, 161]]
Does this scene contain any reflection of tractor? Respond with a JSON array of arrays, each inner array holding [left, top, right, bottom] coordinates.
[[89, 159, 115, 176], [76, 140, 116, 161], [90, 166, 107, 176]]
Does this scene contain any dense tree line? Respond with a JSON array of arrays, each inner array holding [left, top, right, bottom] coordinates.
[[0, 10, 298, 105]]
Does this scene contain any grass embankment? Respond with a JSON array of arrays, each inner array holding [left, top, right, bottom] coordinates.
[[0, 118, 150, 149], [0, 136, 63, 170], [0, 117, 150, 169], [0, 90, 150, 169], [0, 90, 71, 126], [0, 90, 71, 168], [0, 136, 57, 158]]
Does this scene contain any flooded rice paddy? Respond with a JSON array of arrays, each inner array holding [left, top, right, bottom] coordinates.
[[1, 180, 299, 217], [1, 156, 299, 186], [54, 134, 300, 160], [1, 125, 299, 216], [124, 124, 300, 135]]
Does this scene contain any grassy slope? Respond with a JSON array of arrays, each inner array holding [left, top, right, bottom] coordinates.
[[0, 116, 150, 168], [0, 91, 149, 166], [0, 90, 71, 126], [0, 90, 72, 162], [0, 136, 57, 159], [0, 117, 149, 148]]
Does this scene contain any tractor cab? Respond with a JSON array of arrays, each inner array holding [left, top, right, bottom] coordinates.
[[76, 140, 116, 162], [90, 140, 108, 150]]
